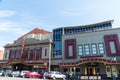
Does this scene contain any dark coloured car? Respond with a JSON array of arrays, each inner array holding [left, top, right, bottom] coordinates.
[[42, 72, 49, 79], [4, 70, 12, 77]]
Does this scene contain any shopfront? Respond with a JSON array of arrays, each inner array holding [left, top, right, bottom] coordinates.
[[59, 58, 120, 79]]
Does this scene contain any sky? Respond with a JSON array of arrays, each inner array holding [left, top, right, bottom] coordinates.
[[0, 0, 120, 51]]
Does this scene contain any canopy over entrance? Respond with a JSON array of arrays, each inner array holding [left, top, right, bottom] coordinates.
[[1, 59, 48, 71], [59, 58, 120, 66]]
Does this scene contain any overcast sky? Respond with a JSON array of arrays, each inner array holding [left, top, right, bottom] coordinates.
[[0, 0, 120, 51]]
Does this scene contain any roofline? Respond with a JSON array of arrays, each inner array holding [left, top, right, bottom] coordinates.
[[53, 20, 114, 30], [64, 20, 114, 29], [63, 27, 120, 36]]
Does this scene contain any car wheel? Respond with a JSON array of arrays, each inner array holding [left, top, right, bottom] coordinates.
[[22, 75, 25, 78], [43, 76, 46, 79], [29, 76, 33, 78], [53, 77, 56, 80], [63, 77, 66, 80]]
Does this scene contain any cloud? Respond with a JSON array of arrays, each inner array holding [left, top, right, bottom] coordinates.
[[0, 21, 28, 34], [0, 10, 16, 18]]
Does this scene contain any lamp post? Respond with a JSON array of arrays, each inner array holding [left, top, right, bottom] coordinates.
[[48, 39, 52, 72]]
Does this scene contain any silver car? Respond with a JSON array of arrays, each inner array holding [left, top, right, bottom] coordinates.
[[12, 71, 20, 77], [20, 70, 29, 78], [48, 71, 66, 79]]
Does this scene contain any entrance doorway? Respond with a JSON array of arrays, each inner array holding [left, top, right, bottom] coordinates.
[[12, 63, 32, 71], [87, 67, 97, 75], [85, 62, 100, 76]]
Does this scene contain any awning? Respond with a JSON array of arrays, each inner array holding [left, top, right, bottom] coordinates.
[[59, 58, 120, 67], [5, 59, 48, 66]]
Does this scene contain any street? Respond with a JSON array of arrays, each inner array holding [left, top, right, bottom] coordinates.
[[0, 76, 65, 80], [0, 76, 49, 80]]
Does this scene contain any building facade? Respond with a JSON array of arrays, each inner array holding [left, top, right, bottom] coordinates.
[[60, 27, 120, 79], [2, 20, 120, 79], [0, 50, 3, 60], [53, 20, 113, 58], [1, 28, 61, 72]]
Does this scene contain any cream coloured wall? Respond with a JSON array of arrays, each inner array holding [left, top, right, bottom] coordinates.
[[62, 28, 120, 62]]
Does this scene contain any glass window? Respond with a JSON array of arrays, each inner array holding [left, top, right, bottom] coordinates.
[[5, 52, 8, 59], [29, 49, 34, 60], [91, 44, 97, 55], [45, 49, 47, 56], [98, 43, 105, 54], [15, 50, 21, 58], [68, 45, 73, 56], [78, 45, 83, 55], [36, 48, 41, 60], [109, 41, 116, 53], [85, 44, 90, 55], [55, 50, 62, 58], [9, 50, 15, 59], [22, 49, 28, 60], [55, 41, 62, 50]]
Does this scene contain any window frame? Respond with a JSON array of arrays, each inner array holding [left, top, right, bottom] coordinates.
[[84, 44, 90, 55], [91, 43, 97, 55], [78, 45, 83, 56], [98, 43, 105, 54]]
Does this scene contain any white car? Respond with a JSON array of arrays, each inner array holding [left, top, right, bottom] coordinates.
[[12, 71, 20, 77], [48, 71, 66, 79], [20, 70, 29, 78]]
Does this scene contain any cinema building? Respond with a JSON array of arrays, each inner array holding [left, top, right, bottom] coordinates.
[[1, 20, 120, 79], [1, 28, 61, 72], [59, 27, 120, 79]]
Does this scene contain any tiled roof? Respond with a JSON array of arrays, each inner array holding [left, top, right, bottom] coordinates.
[[28, 28, 52, 34], [18, 28, 52, 40]]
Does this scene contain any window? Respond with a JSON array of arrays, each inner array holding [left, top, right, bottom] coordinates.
[[4, 52, 8, 59], [85, 44, 90, 55], [109, 41, 116, 53], [98, 43, 105, 54], [9, 50, 15, 59], [55, 41, 62, 50], [68, 45, 73, 56], [106, 66, 110, 72], [78, 45, 83, 55], [29, 49, 34, 60], [15, 50, 21, 58], [91, 44, 97, 55], [22, 49, 28, 60], [45, 49, 47, 56], [36, 48, 41, 60]]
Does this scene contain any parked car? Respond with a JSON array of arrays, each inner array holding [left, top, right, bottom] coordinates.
[[4, 70, 12, 77], [20, 70, 29, 78], [0, 70, 4, 76], [12, 71, 20, 77], [25, 71, 40, 78], [42, 72, 49, 79], [48, 71, 66, 79]]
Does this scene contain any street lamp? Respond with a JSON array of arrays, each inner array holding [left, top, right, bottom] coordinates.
[[48, 39, 52, 72]]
